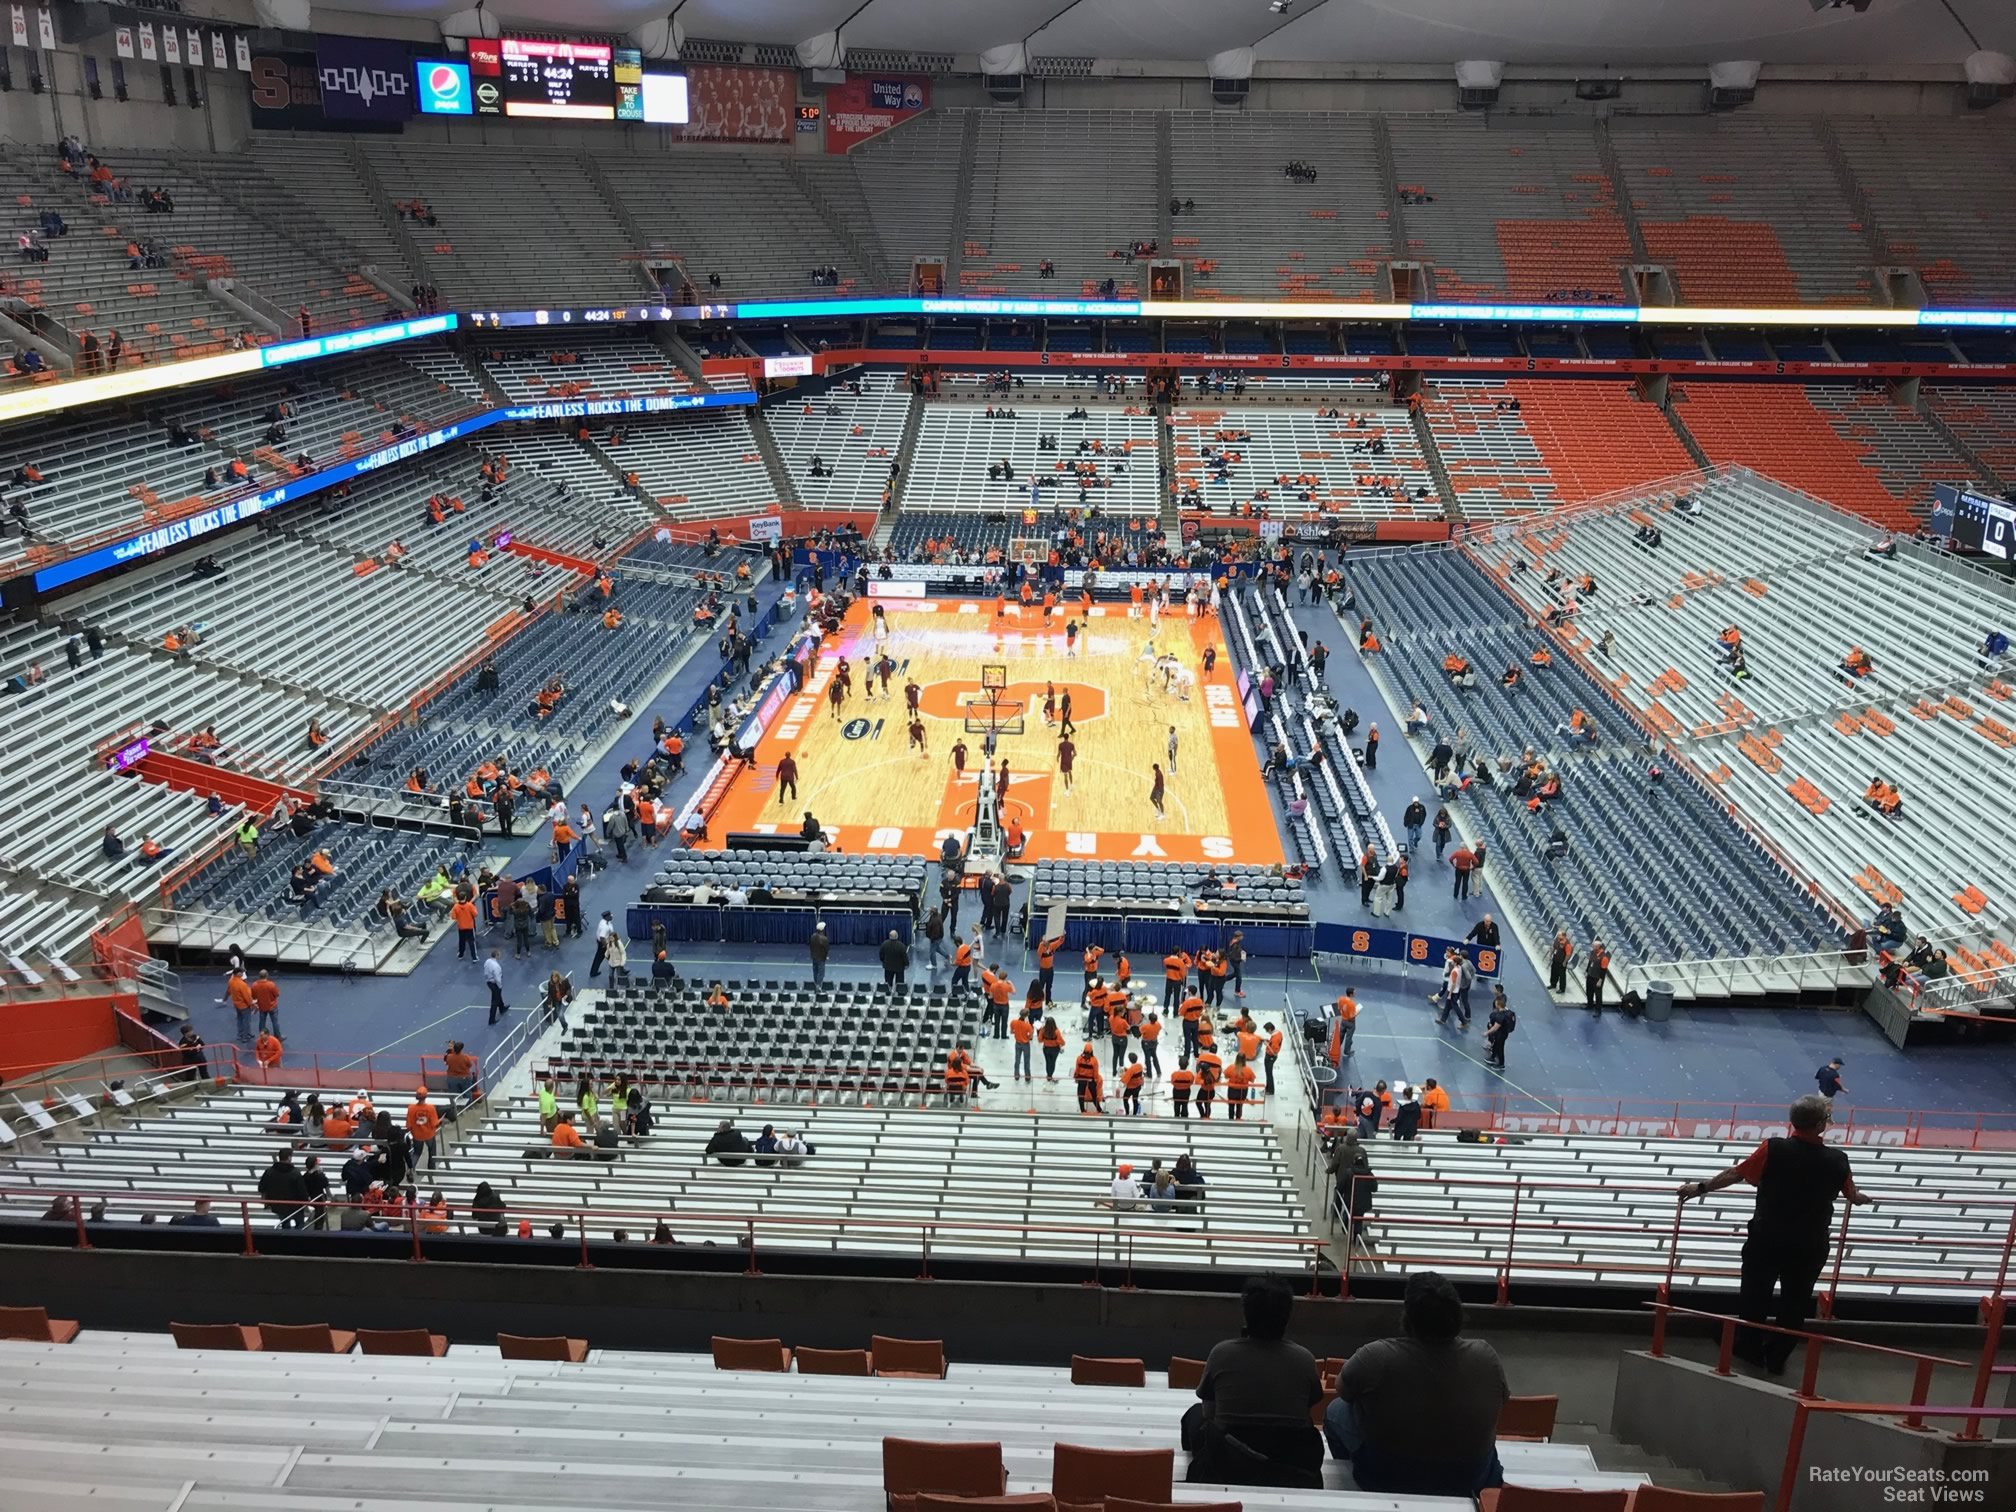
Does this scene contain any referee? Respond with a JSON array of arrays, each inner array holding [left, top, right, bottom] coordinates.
[[1678, 1093, 1872, 1375]]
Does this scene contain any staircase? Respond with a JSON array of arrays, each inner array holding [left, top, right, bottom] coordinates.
[[942, 112, 983, 287], [1661, 390, 1715, 469], [1407, 403, 1463, 524], [1554, 1422, 1746, 1497], [343, 142, 431, 291], [749, 409, 802, 512], [781, 158, 894, 292], [1157, 411, 1180, 537], [1593, 119, 1651, 264], [1811, 120, 1893, 271], [1370, 117, 1412, 261], [652, 326, 714, 392], [1917, 394, 2009, 495], [1155, 113, 1175, 248], [873, 393, 927, 544], [577, 152, 665, 297]]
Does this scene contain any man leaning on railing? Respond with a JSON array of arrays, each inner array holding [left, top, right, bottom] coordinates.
[[1678, 1091, 1872, 1377]]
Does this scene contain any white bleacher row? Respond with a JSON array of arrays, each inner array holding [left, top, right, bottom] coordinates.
[[0, 871, 109, 983], [1832, 117, 2016, 306], [588, 151, 865, 298], [0, 147, 256, 367], [1927, 385, 2016, 481], [600, 409, 777, 522], [962, 111, 1162, 295], [1360, 1128, 2016, 1304], [473, 333, 691, 406], [1169, 405, 1437, 522], [1803, 386, 1980, 511], [362, 142, 645, 309], [247, 137, 421, 298], [764, 372, 913, 509], [905, 403, 1161, 515], [0, 1333, 1636, 1512], [14, 1084, 1307, 1271], [1419, 380, 1565, 518], [1166, 112, 1391, 303], [849, 110, 964, 277], [1605, 117, 1872, 307], [1461, 472, 2016, 942], [91, 150, 395, 337]]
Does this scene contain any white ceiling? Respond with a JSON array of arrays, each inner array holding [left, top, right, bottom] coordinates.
[[333, 0, 2016, 68]]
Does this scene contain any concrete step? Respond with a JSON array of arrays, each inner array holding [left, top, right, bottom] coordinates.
[[1556, 1421, 1745, 1494]]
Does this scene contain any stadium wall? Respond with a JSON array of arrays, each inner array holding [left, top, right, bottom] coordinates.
[[0, 994, 130, 1081]]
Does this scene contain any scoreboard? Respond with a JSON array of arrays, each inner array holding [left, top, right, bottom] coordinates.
[[1933, 483, 2016, 563], [500, 37, 617, 120]]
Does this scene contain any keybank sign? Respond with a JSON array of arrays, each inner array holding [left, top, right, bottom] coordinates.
[[315, 36, 418, 122]]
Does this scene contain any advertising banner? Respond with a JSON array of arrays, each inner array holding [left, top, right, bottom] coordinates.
[[316, 34, 416, 121], [824, 73, 928, 152]]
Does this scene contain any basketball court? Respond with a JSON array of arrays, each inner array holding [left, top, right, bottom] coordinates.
[[707, 597, 1285, 865]]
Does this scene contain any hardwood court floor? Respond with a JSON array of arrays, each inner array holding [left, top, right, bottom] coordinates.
[[707, 597, 1284, 864]]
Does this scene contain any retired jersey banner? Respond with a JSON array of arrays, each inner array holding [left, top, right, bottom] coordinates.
[[114, 24, 134, 59], [8, 7, 27, 49], [824, 73, 929, 152], [36, 6, 54, 51], [137, 21, 155, 60]]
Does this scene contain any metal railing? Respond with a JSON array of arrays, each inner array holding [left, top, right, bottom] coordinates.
[[1616, 947, 1870, 1002]]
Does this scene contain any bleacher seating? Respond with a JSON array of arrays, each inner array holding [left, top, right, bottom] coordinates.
[[1168, 404, 1438, 523], [1830, 117, 2016, 307], [1606, 119, 1871, 307], [1419, 381, 1564, 518], [1164, 113, 1390, 302], [1674, 384, 1933, 530], [1463, 469, 2014, 946], [1029, 860, 1309, 919], [849, 111, 964, 276], [1924, 386, 2016, 481], [1492, 383, 1698, 503], [473, 333, 691, 405], [905, 404, 1160, 516], [1346, 545, 1838, 974], [0, 1328, 1645, 1508], [765, 372, 913, 509], [958, 112, 1160, 297], [1386, 119, 1629, 304], [645, 850, 927, 908]]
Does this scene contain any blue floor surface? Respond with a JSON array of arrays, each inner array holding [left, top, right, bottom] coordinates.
[[184, 578, 2016, 1127]]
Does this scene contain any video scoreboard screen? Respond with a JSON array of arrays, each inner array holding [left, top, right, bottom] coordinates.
[[1952, 488, 2016, 564], [500, 37, 615, 120]]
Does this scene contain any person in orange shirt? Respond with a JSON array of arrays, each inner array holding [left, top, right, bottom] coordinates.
[[1038, 1016, 1066, 1081], [451, 894, 478, 960], [417, 1191, 451, 1235], [322, 1106, 355, 1144], [1169, 1056, 1196, 1118], [1034, 933, 1064, 1002], [1329, 991, 1358, 1064], [406, 1089, 442, 1170], [1194, 1046, 1223, 1118], [706, 981, 731, 1011], [1139, 1012, 1163, 1077], [1225, 1055, 1256, 1120], [1009, 1012, 1035, 1080], [550, 1113, 586, 1154], [1118, 1054, 1146, 1116], [1237, 1024, 1262, 1064], [1107, 1003, 1132, 1073], [1162, 950, 1192, 1012], [250, 971, 282, 1042], [943, 1046, 972, 1106], [1420, 1078, 1450, 1129], [226, 969, 255, 1048], [951, 937, 974, 993], [1113, 952, 1132, 991], [986, 968, 1014, 1039], [1179, 990, 1207, 1056], [254, 1030, 282, 1069], [1195, 1017, 1217, 1055], [1073, 1043, 1104, 1112], [1081, 944, 1105, 988], [1262, 1022, 1284, 1096]]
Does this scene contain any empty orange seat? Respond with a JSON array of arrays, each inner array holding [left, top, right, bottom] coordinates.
[[497, 1333, 588, 1362], [882, 1437, 1007, 1511], [171, 1322, 260, 1351], [1069, 1355, 1146, 1387], [795, 1346, 872, 1376], [1478, 1490, 1631, 1512], [1051, 1444, 1175, 1507], [259, 1323, 356, 1354], [711, 1336, 791, 1372], [0, 1306, 79, 1344], [871, 1335, 947, 1379], [1629, 1491, 1766, 1511], [1166, 1356, 1206, 1390], [1107, 1501, 1243, 1512], [1497, 1394, 1559, 1440], [358, 1329, 449, 1356], [913, 1498, 1055, 1511]]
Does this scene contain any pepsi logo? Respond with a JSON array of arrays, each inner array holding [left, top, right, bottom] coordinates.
[[428, 64, 462, 102]]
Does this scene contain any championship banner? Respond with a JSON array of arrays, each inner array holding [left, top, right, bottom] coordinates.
[[315, 34, 416, 121], [823, 73, 929, 152], [680, 64, 793, 142]]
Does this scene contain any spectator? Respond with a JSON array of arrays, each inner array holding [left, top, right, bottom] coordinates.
[[706, 1118, 753, 1166], [1679, 1093, 1870, 1375], [471, 1180, 507, 1237], [1108, 1162, 1143, 1210], [168, 1198, 221, 1227], [1326, 1131, 1377, 1252], [550, 1112, 586, 1154], [878, 928, 909, 987], [1183, 1274, 1326, 1488], [258, 1147, 310, 1228], [1325, 1270, 1508, 1495]]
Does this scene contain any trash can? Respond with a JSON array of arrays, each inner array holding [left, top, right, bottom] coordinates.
[[1645, 979, 1675, 1022]]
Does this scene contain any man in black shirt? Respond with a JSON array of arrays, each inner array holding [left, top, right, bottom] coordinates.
[[1185, 1274, 1325, 1488], [1679, 1093, 1870, 1374]]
